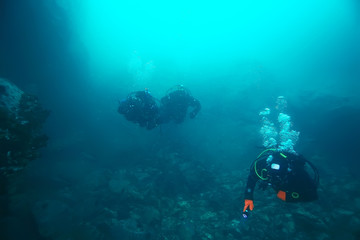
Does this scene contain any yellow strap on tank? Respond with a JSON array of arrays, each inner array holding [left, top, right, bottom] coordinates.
[[254, 148, 277, 180], [257, 148, 277, 159], [292, 192, 300, 199], [254, 159, 268, 180]]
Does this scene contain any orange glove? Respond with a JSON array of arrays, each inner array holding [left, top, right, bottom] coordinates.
[[243, 199, 254, 212], [277, 190, 286, 201]]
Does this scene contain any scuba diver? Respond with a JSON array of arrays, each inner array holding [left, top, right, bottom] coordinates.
[[243, 149, 319, 217], [118, 89, 159, 130], [242, 96, 319, 218], [159, 85, 201, 124]]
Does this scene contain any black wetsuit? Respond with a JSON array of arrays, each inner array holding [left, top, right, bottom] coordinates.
[[159, 90, 201, 124], [244, 150, 318, 202], [118, 91, 159, 130]]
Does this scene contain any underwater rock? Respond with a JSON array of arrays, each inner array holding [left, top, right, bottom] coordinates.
[[334, 208, 354, 216], [282, 219, 296, 234], [177, 221, 196, 240], [23, 149, 360, 240], [354, 197, 360, 211], [0, 78, 49, 176], [348, 215, 360, 233], [108, 170, 147, 205], [70, 223, 102, 240], [132, 206, 161, 226], [32, 200, 71, 238], [110, 218, 149, 240], [0, 78, 24, 113], [200, 211, 217, 221], [109, 178, 131, 194], [343, 181, 360, 192]]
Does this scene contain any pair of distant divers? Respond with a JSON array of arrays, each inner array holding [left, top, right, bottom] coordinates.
[[118, 89, 319, 219], [118, 85, 201, 130]]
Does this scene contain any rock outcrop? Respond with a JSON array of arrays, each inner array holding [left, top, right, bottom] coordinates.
[[0, 78, 49, 176]]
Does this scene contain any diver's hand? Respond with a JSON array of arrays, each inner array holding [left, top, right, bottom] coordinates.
[[243, 199, 254, 212]]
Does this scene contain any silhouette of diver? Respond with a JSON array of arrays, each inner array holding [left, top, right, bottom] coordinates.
[[118, 89, 159, 130], [159, 85, 201, 124]]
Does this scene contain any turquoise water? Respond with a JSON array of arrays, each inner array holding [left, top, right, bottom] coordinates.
[[0, 0, 359, 239]]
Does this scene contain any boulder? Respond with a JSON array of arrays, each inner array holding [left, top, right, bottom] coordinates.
[[0, 78, 24, 114], [32, 200, 72, 238], [0, 78, 49, 176]]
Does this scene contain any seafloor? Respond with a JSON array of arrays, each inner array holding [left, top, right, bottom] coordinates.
[[6, 149, 360, 240]]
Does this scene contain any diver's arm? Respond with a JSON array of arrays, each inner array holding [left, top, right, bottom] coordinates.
[[243, 165, 259, 213], [189, 97, 201, 118], [244, 170, 258, 200]]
